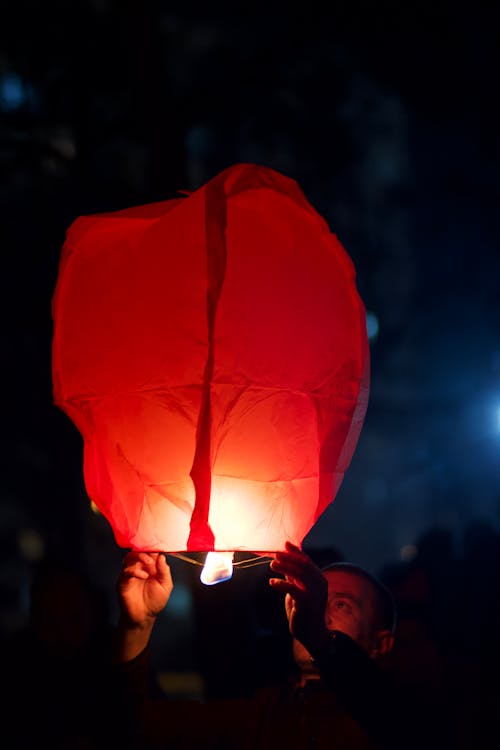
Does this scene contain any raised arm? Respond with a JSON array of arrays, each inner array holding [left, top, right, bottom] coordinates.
[[113, 550, 173, 663], [269, 541, 332, 658]]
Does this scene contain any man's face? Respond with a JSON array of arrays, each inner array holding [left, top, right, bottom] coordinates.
[[323, 570, 380, 652], [292, 569, 381, 672]]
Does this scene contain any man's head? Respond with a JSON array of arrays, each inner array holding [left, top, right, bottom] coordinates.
[[323, 563, 396, 652], [292, 562, 397, 675]]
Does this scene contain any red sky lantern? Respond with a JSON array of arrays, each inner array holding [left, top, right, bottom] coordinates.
[[51, 163, 369, 583]]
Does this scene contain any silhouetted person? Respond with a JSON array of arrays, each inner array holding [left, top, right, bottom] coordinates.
[[4, 558, 113, 749], [453, 520, 500, 749]]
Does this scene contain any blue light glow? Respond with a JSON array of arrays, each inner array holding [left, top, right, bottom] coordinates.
[[366, 311, 379, 341], [0, 73, 26, 111]]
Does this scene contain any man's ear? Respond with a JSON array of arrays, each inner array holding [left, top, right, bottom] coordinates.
[[370, 629, 395, 659]]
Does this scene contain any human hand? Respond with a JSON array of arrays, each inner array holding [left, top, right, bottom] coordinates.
[[117, 550, 173, 629], [269, 541, 330, 654]]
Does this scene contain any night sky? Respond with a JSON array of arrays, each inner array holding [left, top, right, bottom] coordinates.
[[1, 1, 499, 645]]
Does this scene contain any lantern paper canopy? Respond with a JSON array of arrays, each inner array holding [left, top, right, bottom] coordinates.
[[51, 163, 369, 556]]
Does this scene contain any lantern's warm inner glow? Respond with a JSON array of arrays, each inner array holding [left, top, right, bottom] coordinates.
[[200, 551, 234, 585], [51, 163, 369, 557]]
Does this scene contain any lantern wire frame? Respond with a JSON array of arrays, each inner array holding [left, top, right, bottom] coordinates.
[[169, 551, 273, 570]]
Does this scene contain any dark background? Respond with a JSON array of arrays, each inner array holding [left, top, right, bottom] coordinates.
[[1, 0, 499, 684]]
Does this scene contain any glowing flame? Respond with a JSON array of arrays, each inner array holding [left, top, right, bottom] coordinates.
[[200, 551, 234, 586]]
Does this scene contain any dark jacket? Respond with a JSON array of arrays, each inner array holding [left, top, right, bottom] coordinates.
[[109, 630, 454, 750]]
